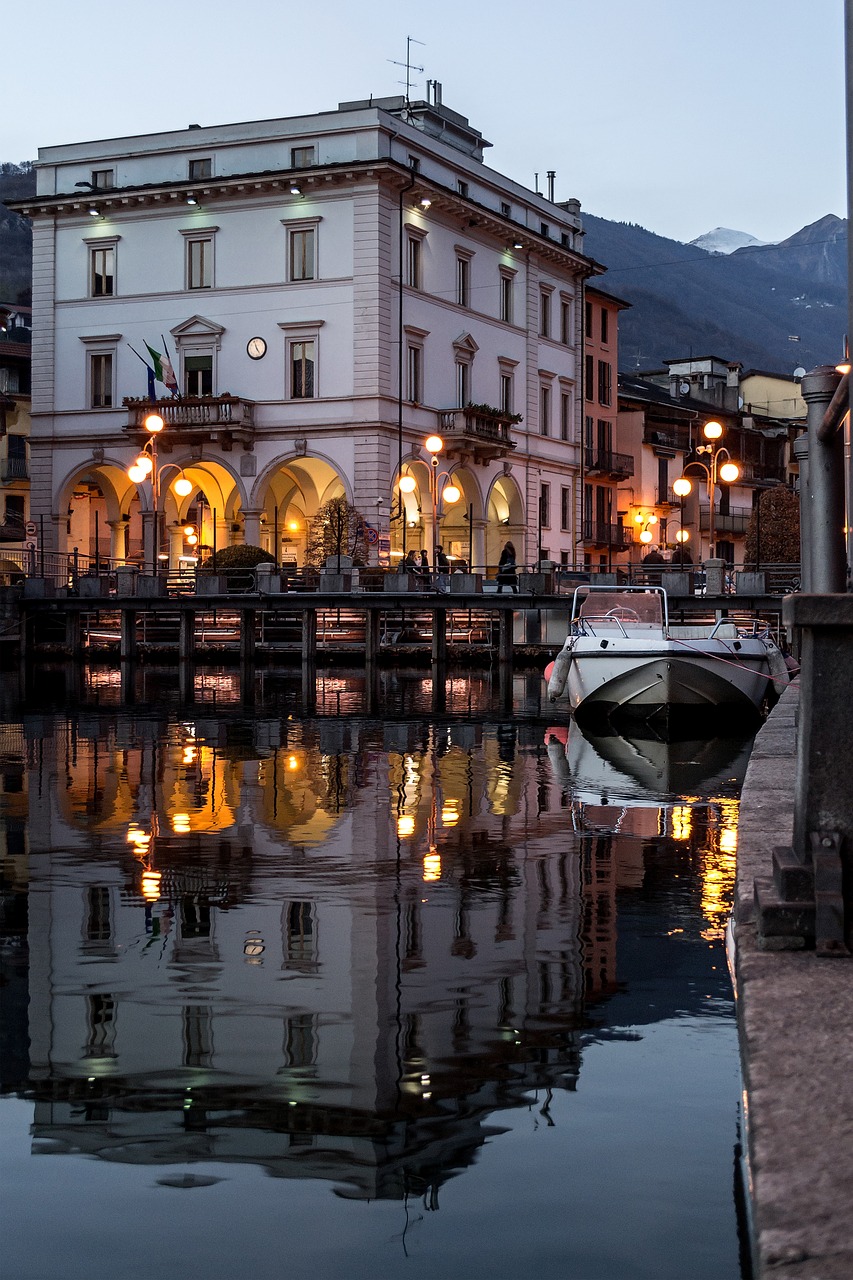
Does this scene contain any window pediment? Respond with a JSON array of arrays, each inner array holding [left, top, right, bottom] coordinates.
[[453, 332, 479, 358]]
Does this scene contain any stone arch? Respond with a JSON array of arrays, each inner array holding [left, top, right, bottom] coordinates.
[[252, 450, 350, 565], [485, 471, 525, 569]]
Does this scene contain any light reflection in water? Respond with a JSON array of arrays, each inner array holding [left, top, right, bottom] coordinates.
[[0, 677, 751, 1280]]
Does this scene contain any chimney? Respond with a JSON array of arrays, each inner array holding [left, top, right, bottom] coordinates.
[[546, 170, 555, 202]]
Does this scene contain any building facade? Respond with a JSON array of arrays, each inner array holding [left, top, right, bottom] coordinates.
[[14, 92, 601, 574]]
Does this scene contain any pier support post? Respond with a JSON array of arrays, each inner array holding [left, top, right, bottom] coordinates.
[[364, 606, 381, 667], [498, 608, 513, 667], [240, 608, 256, 666], [179, 609, 195, 663], [65, 609, 82, 659], [120, 609, 137, 662], [301, 609, 317, 714]]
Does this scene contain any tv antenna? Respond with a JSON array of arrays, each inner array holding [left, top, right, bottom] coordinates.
[[389, 36, 425, 110]]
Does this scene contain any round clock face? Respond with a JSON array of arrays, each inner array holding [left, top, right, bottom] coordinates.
[[247, 337, 267, 360]]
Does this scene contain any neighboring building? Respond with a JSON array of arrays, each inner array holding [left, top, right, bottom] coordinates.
[[0, 304, 32, 564], [579, 286, 632, 571], [617, 354, 795, 564], [12, 90, 602, 573]]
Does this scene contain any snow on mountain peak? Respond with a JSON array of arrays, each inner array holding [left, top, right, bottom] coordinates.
[[689, 227, 771, 254]]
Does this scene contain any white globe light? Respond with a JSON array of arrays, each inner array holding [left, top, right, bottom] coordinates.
[[424, 435, 443, 454], [128, 465, 146, 483], [399, 475, 417, 494], [639, 529, 653, 544], [703, 420, 723, 440], [135, 454, 153, 475], [719, 462, 740, 483], [174, 476, 193, 497], [673, 477, 692, 497], [442, 484, 460, 504], [144, 413, 165, 433]]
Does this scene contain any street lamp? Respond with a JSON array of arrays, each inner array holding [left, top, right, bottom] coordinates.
[[677, 420, 740, 560], [423, 435, 460, 575], [127, 412, 193, 571]]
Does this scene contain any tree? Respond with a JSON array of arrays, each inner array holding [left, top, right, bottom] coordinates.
[[304, 496, 369, 567], [744, 485, 800, 566]]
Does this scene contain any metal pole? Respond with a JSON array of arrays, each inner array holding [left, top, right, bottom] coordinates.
[[273, 505, 278, 565], [95, 509, 99, 574], [212, 509, 217, 570], [468, 502, 473, 572], [152, 434, 159, 575], [708, 459, 715, 561], [802, 365, 846, 592]]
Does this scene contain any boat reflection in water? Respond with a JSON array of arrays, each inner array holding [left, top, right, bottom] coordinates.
[[0, 689, 750, 1279]]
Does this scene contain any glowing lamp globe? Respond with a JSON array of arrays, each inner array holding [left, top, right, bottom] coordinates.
[[640, 529, 654, 544], [128, 465, 146, 483], [134, 454, 153, 475], [703, 420, 723, 440], [174, 476, 193, 497], [673, 477, 692, 497], [676, 529, 690, 544], [719, 462, 740, 483], [144, 413, 165, 433], [647, 514, 658, 526], [424, 435, 444, 454], [399, 475, 417, 494], [442, 484, 460, 504]]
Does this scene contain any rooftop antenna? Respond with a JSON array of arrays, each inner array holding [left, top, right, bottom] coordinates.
[[389, 36, 425, 116]]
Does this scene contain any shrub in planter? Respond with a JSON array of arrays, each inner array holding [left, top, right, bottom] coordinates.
[[205, 544, 276, 570]]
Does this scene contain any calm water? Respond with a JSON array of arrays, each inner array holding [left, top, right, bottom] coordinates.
[[0, 667, 751, 1280]]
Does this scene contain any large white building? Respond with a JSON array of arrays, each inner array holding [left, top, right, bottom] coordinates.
[[15, 89, 602, 573]]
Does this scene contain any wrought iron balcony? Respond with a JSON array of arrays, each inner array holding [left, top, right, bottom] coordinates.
[[123, 395, 255, 450], [437, 405, 518, 461], [584, 448, 634, 479], [1, 457, 28, 481], [581, 520, 634, 549]]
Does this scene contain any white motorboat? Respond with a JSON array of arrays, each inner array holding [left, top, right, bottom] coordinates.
[[545, 585, 791, 726]]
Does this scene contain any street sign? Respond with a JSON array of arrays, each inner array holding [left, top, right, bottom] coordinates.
[[25, 521, 37, 537]]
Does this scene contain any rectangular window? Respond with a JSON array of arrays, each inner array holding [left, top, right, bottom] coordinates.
[[539, 289, 551, 338], [90, 353, 113, 408], [456, 361, 470, 406], [91, 169, 114, 190], [600, 307, 609, 344], [585, 300, 593, 338], [658, 456, 669, 503], [585, 354, 594, 401], [500, 200, 511, 217], [539, 482, 551, 528], [500, 372, 513, 416], [561, 486, 571, 531], [291, 340, 315, 398], [290, 145, 315, 168], [560, 299, 571, 345], [407, 344, 422, 403], [5, 435, 27, 480], [407, 236, 421, 289], [539, 384, 551, 436], [456, 256, 470, 308], [289, 227, 315, 281], [5, 494, 25, 525], [500, 273, 514, 324], [90, 246, 114, 297], [187, 237, 212, 289], [189, 157, 212, 180], [457, 180, 469, 198], [560, 391, 571, 442], [185, 354, 213, 397], [408, 154, 421, 172], [597, 360, 612, 406], [540, 222, 550, 238]]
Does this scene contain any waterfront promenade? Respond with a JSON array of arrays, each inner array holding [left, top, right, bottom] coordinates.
[[734, 684, 853, 1279]]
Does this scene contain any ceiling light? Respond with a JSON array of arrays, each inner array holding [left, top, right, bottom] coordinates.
[[186, 193, 198, 205], [418, 196, 432, 210], [88, 205, 100, 217], [512, 239, 523, 249], [290, 182, 302, 196]]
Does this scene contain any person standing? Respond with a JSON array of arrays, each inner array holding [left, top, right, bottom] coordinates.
[[435, 545, 450, 593], [419, 549, 430, 588], [496, 541, 518, 594]]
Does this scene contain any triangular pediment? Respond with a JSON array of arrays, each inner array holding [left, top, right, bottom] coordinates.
[[453, 332, 479, 356], [171, 315, 226, 339]]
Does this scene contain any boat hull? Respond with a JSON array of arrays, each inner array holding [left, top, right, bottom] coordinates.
[[565, 639, 775, 723]]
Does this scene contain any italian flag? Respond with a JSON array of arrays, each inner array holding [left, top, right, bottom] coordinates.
[[145, 342, 178, 392]]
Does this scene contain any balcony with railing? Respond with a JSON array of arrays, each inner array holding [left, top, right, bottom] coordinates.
[[1, 456, 28, 481], [436, 405, 518, 461], [581, 520, 634, 549], [584, 448, 634, 479], [123, 395, 255, 448], [699, 505, 752, 536]]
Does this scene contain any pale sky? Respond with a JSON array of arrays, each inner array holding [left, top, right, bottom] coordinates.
[[5, 0, 846, 245]]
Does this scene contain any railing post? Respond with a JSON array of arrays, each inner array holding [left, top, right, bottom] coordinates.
[[802, 366, 846, 594], [120, 608, 137, 662]]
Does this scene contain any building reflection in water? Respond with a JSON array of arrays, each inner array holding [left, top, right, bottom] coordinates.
[[0, 687, 750, 1205]]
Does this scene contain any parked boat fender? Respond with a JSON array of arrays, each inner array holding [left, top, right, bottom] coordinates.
[[547, 646, 573, 700]]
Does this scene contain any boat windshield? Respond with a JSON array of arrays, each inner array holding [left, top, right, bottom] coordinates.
[[575, 590, 664, 628]]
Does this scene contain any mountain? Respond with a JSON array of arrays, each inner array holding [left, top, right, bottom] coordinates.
[[0, 163, 35, 304], [689, 227, 770, 254], [583, 212, 847, 374]]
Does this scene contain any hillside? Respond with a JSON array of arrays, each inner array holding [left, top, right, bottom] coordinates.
[[0, 163, 35, 303], [582, 212, 847, 374]]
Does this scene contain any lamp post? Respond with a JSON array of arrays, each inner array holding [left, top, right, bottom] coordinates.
[[423, 435, 460, 576], [127, 412, 193, 572], [677, 420, 740, 560]]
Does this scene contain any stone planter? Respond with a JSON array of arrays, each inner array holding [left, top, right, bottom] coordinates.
[[321, 572, 353, 592], [384, 573, 420, 592], [518, 571, 553, 594], [79, 576, 108, 598], [195, 574, 226, 596], [449, 573, 482, 594], [735, 571, 767, 595], [136, 574, 167, 598]]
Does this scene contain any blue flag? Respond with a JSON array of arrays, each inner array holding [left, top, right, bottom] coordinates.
[[147, 366, 156, 399]]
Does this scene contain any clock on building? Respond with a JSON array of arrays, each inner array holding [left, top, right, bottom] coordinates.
[[247, 337, 267, 360]]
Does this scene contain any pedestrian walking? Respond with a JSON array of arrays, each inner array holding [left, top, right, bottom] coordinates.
[[496, 541, 518, 594]]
